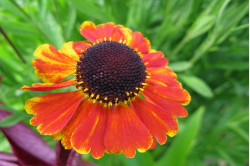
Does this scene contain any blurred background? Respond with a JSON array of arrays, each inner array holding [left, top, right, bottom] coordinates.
[[0, 0, 248, 165]]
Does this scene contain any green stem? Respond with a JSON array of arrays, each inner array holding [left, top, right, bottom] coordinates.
[[0, 26, 26, 64]]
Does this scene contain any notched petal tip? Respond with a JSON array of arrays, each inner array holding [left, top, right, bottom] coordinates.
[[21, 85, 30, 91], [129, 31, 151, 54], [104, 105, 153, 158], [80, 21, 96, 31], [131, 97, 179, 145], [58, 42, 81, 61], [33, 44, 51, 58], [80, 21, 97, 42], [25, 97, 41, 115], [167, 130, 178, 137], [70, 103, 108, 159], [182, 92, 191, 106], [80, 21, 134, 45], [32, 42, 82, 83], [25, 91, 84, 135]]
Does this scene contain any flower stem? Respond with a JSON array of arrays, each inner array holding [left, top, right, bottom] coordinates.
[[0, 26, 26, 64]]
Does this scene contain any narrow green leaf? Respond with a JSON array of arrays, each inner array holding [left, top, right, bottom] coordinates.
[[227, 123, 249, 142], [156, 106, 205, 166], [0, 112, 28, 127], [185, 15, 215, 41], [215, 147, 237, 165], [168, 61, 193, 72], [64, 3, 77, 40], [0, 20, 40, 36], [0, 0, 29, 20], [215, 2, 249, 44], [172, 14, 215, 56], [180, 75, 214, 98], [72, 0, 113, 22], [39, 11, 65, 48]]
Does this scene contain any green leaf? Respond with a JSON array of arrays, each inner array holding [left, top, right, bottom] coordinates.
[[214, 1, 249, 44], [64, 2, 77, 40], [39, 11, 65, 48], [185, 15, 215, 41], [169, 61, 193, 72], [0, 20, 40, 37], [180, 75, 214, 98], [0, 0, 29, 20], [72, 0, 113, 22], [227, 123, 249, 142], [0, 112, 28, 127], [156, 106, 205, 166]]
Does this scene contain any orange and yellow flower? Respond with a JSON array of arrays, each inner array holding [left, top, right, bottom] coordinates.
[[22, 21, 191, 159]]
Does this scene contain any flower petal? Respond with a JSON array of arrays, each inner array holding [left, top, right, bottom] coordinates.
[[33, 41, 90, 83], [71, 103, 108, 159], [142, 88, 188, 117], [150, 139, 157, 150], [128, 32, 151, 54], [147, 66, 177, 78], [80, 21, 98, 42], [25, 90, 84, 135], [113, 26, 133, 43], [131, 97, 178, 144], [72, 41, 92, 55], [56, 100, 94, 149], [58, 41, 90, 60], [32, 59, 74, 83], [104, 105, 153, 158], [147, 74, 182, 87], [144, 85, 191, 105], [80, 21, 131, 43], [33, 44, 73, 83], [21, 78, 76, 91], [142, 51, 168, 68]]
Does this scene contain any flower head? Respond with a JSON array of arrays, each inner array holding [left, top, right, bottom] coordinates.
[[22, 21, 191, 159]]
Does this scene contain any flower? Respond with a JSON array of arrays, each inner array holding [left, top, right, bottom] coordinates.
[[22, 21, 191, 159]]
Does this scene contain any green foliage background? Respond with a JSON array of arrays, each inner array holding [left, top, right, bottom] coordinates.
[[0, 0, 248, 165]]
